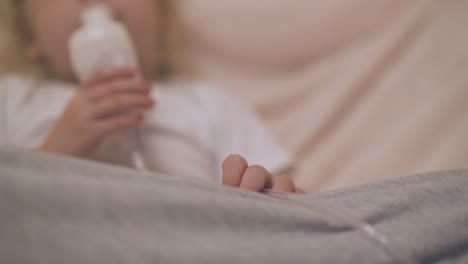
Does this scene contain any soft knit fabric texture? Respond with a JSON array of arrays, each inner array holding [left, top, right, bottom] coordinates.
[[0, 147, 467, 263]]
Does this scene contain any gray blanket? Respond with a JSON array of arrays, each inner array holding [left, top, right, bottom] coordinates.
[[0, 147, 467, 263]]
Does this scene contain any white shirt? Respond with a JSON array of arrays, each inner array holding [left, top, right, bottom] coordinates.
[[0, 74, 292, 182]]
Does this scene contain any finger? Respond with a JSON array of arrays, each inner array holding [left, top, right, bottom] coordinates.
[[91, 94, 154, 119], [240, 165, 273, 192], [271, 175, 296, 193], [88, 80, 152, 102], [222, 154, 248, 187], [82, 67, 137, 88], [96, 114, 144, 139]]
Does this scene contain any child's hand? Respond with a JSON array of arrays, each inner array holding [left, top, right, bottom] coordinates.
[[222, 154, 305, 194], [38, 67, 154, 158]]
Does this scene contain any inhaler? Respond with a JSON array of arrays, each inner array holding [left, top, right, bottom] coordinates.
[[69, 3, 147, 170]]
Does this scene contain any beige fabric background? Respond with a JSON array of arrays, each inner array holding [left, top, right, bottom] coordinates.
[[177, 0, 468, 191]]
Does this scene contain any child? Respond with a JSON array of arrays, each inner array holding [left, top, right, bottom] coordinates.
[[0, 0, 303, 194]]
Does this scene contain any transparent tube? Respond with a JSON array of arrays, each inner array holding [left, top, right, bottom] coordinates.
[[127, 127, 147, 171], [261, 189, 417, 264]]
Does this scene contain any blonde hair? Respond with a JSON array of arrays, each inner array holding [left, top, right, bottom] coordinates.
[[0, 0, 187, 81], [0, 0, 33, 75]]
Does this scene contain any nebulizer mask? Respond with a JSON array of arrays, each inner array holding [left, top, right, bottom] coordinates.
[[68, 3, 146, 170]]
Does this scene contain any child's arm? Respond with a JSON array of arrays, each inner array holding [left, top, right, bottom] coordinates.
[[222, 154, 304, 194], [37, 67, 154, 158]]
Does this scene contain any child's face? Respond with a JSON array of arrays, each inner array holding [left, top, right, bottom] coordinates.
[[25, 0, 162, 81]]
